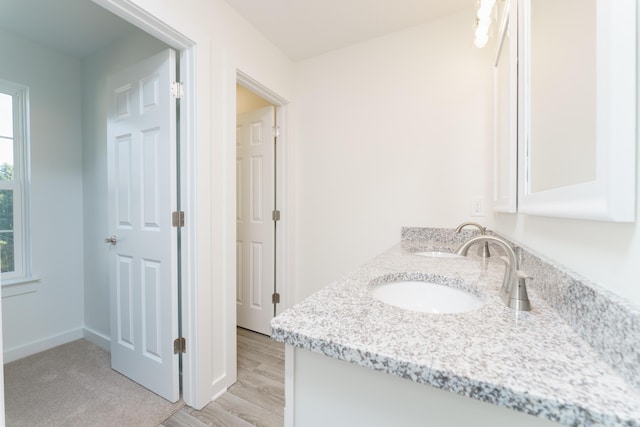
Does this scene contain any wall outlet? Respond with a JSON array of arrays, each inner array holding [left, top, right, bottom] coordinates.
[[471, 197, 484, 217]]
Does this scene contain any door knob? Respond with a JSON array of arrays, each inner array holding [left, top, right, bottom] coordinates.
[[104, 235, 117, 246]]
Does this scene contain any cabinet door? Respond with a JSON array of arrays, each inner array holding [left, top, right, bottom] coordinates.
[[493, 0, 518, 213]]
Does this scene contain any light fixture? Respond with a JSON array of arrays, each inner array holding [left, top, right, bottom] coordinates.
[[474, 0, 496, 48]]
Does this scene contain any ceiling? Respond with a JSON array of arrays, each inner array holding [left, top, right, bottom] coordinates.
[[0, 0, 472, 61], [224, 0, 472, 61], [0, 0, 136, 58]]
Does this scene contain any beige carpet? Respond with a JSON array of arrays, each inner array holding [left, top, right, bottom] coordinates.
[[4, 339, 183, 427]]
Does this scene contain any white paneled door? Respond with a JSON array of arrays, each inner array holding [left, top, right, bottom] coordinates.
[[237, 106, 276, 335], [106, 49, 179, 402]]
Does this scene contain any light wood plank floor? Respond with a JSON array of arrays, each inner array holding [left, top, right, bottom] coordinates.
[[161, 328, 285, 427]]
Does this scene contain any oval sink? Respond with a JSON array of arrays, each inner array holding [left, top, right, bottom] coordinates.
[[371, 280, 482, 313], [414, 251, 463, 259]]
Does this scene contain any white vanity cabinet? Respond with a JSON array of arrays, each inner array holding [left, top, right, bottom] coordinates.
[[286, 347, 561, 427]]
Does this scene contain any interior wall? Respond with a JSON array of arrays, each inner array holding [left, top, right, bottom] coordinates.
[[81, 29, 171, 344], [236, 84, 272, 114], [129, 0, 294, 100], [492, 5, 640, 309], [293, 7, 493, 301], [0, 27, 85, 361], [119, 0, 296, 404]]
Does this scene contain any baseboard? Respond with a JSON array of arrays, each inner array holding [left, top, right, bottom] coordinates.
[[3, 328, 83, 364], [83, 327, 111, 351]]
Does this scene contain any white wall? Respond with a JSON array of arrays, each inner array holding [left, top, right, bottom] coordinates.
[[293, 8, 493, 301], [128, 0, 294, 100], [0, 28, 85, 360], [494, 188, 640, 307], [492, 5, 640, 309]]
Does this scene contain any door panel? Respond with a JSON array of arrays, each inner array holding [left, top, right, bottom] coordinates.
[[116, 254, 134, 348], [106, 48, 179, 402], [237, 106, 275, 335]]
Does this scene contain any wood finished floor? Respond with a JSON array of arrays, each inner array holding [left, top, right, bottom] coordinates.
[[161, 327, 285, 427]]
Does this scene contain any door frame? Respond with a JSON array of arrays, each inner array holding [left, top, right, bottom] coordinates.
[[92, 0, 207, 408], [237, 70, 293, 318]]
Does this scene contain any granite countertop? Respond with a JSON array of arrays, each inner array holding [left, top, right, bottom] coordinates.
[[271, 239, 640, 427]]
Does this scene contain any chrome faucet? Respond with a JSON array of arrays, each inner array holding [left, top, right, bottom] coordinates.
[[455, 222, 490, 258], [455, 235, 531, 311]]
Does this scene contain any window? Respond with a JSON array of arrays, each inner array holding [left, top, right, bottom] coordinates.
[[0, 79, 31, 283]]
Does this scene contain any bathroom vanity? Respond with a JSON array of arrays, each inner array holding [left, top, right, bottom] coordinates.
[[271, 228, 640, 427]]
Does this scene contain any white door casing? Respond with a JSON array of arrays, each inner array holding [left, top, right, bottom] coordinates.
[[106, 48, 179, 402], [236, 106, 276, 335]]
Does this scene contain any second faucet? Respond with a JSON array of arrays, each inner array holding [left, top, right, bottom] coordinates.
[[455, 222, 491, 258]]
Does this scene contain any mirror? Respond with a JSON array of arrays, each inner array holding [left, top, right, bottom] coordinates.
[[493, 0, 517, 213], [518, 0, 636, 222]]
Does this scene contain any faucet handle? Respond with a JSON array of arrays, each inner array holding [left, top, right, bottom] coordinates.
[[507, 271, 532, 311], [516, 270, 533, 280]]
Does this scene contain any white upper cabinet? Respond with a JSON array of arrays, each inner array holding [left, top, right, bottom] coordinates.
[[495, 0, 637, 222]]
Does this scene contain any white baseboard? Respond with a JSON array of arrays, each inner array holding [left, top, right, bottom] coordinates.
[[83, 327, 111, 351], [3, 328, 83, 364]]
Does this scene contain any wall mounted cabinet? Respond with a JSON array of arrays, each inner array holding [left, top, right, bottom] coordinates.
[[494, 0, 637, 222]]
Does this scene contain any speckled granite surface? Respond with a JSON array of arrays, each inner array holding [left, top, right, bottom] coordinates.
[[271, 227, 640, 427], [502, 237, 640, 392]]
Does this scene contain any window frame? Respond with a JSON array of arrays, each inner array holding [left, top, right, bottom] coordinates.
[[0, 78, 32, 285]]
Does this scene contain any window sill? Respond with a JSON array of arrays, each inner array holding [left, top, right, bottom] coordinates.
[[1, 275, 41, 298]]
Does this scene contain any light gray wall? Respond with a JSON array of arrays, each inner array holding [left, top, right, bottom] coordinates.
[[81, 30, 170, 341], [0, 27, 85, 358]]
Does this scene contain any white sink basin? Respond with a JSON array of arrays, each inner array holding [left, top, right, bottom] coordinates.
[[414, 251, 463, 259], [371, 280, 482, 313]]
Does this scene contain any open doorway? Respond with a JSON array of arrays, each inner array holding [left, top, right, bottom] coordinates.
[[0, 0, 202, 422], [235, 74, 289, 337], [236, 85, 277, 335]]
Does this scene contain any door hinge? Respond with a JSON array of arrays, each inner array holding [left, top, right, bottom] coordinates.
[[172, 211, 185, 227], [171, 81, 184, 99], [272, 292, 280, 304], [272, 210, 281, 222], [272, 126, 280, 139], [174, 337, 186, 354]]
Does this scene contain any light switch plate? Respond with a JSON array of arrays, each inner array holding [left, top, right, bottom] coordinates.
[[471, 197, 485, 217]]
